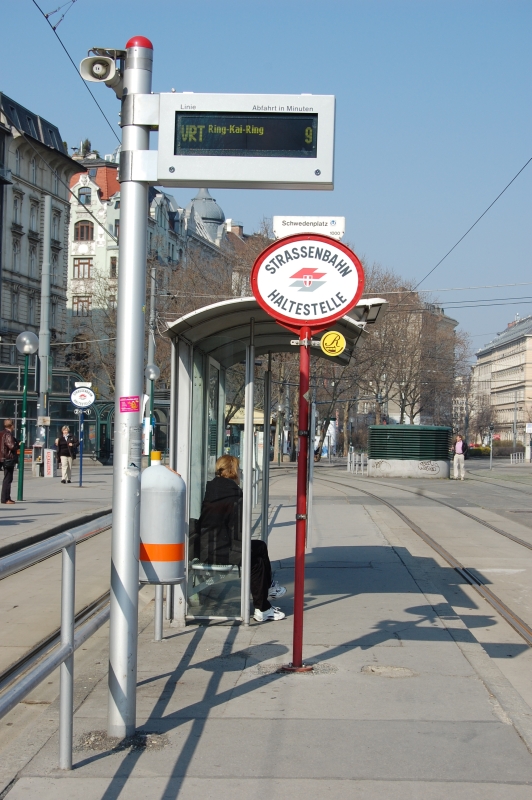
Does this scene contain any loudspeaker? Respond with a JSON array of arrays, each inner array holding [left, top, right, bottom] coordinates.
[[79, 56, 117, 83]]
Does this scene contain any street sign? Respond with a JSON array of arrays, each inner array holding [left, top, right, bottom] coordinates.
[[273, 216, 345, 240], [70, 387, 95, 408], [251, 233, 365, 333], [320, 331, 346, 356], [156, 93, 335, 190]]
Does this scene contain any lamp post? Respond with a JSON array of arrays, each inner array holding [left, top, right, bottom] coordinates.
[[489, 423, 494, 471], [16, 331, 39, 501], [145, 364, 160, 465]]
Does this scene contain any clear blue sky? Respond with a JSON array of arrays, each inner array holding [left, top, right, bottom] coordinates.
[[3, 0, 531, 348]]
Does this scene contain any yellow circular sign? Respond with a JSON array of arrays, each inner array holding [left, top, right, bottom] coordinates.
[[320, 331, 346, 356]]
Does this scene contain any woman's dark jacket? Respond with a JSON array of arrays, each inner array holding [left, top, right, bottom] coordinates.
[[56, 435, 79, 461], [194, 476, 242, 566]]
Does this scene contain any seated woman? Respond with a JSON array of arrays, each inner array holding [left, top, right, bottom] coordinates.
[[198, 455, 286, 622]]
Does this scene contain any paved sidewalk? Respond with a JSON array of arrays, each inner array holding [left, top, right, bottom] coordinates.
[[4, 471, 532, 798], [0, 463, 113, 554]]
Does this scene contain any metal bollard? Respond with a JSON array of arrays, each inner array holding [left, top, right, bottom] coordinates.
[[154, 584, 164, 641], [59, 542, 76, 770]]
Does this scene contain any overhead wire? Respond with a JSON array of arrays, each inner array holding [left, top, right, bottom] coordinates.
[[31, 0, 121, 144], [389, 155, 532, 311]]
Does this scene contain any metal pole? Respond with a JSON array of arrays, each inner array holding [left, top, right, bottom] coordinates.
[[59, 542, 76, 770], [513, 391, 517, 452], [290, 327, 311, 669], [241, 319, 254, 624], [39, 195, 52, 448], [17, 354, 29, 501], [154, 584, 163, 641], [146, 265, 156, 396], [148, 378, 154, 464], [78, 410, 84, 488], [306, 402, 316, 551], [261, 357, 271, 542], [108, 36, 153, 739]]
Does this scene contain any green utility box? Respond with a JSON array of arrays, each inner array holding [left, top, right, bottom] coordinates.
[[368, 425, 452, 478]]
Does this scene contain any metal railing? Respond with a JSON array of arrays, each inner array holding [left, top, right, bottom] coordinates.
[[0, 514, 112, 770], [510, 452, 525, 465], [347, 448, 367, 475]]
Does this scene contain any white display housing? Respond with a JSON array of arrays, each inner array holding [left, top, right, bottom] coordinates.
[[156, 93, 335, 190]]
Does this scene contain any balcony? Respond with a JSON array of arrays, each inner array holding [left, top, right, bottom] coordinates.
[[0, 167, 12, 185]]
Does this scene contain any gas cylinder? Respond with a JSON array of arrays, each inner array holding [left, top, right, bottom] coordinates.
[[139, 451, 186, 584]]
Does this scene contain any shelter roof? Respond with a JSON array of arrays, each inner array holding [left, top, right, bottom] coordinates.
[[165, 296, 387, 368]]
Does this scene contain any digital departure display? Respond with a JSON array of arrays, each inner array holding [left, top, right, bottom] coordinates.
[[174, 112, 318, 158]]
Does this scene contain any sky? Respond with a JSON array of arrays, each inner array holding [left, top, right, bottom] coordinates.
[[2, 0, 531, 352]]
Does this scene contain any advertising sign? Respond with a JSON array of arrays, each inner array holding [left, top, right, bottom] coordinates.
[[273, 216, 345, 240], [70, 387, 95, 408], [251, 233, 364, 333]]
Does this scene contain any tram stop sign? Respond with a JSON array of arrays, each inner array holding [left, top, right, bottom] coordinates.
[[251, 233, 365, 334]]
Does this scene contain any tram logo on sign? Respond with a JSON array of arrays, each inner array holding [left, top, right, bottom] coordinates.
[[290, 267, 326, 292], [251, 233, 365, 332]]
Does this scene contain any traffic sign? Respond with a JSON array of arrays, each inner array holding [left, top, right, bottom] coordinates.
[[273, 216, 345, 240], [320, 331, 346, 356], [70, 387, 95, 408], [251, 233, 365, 333]]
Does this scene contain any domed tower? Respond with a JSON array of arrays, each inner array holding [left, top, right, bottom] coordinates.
[[185, 188, 225, 246]]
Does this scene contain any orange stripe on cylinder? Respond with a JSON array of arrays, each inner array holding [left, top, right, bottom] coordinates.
[[139, 543, 185, 562]]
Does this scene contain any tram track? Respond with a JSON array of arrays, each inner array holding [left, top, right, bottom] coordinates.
[[309, 471, 532, 646]]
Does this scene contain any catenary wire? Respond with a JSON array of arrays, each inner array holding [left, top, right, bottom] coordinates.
[[31, 0, 121, 144], [389, 156, 532, 311], [0, 103, 118, 245], [44, 0, 77, 29]]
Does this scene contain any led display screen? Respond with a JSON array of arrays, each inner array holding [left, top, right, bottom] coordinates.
[[174, 112, 318, 158]]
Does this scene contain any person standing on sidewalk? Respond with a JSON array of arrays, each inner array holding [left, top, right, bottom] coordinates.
[[0, 419, 18, 505], [452, 434, 468, 480], [55, 426, 79, 484]]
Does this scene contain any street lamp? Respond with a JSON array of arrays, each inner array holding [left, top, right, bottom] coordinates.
[[144, 363, 160, 465], [277, 403, 283, 466], [16, 331, 39, 500], [489, 422, 494, 471]]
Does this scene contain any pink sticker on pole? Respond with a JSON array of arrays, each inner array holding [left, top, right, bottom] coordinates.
[[120, 396, 140, 413]]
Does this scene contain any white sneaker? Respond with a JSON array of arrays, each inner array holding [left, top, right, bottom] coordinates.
[[268, 580, 287, 599], [254, 606, 286, 622]]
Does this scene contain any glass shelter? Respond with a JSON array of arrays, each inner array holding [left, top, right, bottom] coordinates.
[[165, 296, 386, 624]]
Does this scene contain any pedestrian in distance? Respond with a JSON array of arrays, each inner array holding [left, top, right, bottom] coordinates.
[[55, 426, 79, 484], [452, 434, 468, 480], [196, 454, 287, 622], [0, 419, 18, 504]]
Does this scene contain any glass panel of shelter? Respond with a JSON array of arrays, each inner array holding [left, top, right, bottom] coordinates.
[[184, 351, 267, 621]]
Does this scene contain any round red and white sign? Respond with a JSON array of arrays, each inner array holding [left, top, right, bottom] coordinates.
[[251, 233, 364, 332]]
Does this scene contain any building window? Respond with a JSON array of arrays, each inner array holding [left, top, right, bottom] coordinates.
[[108, 293, 117, 310], [110, 256, 117, 278], [30, 203, 38, 231], [52, 213, 60, 240], [72, 296, 92, 316], [88, 168, 97, 178], [11, 291, 18, 321], [13, 195, 20, 224], [29, 245, 37, 277], [51, 301, 57, 328], [52, 170, 58, 194], [12, 238, 20, 271], [78, 187, 91, 206], [114, 221, 120, 242], [14, 149, 21, 175], [31, 157, 37, 184], [52, 253, 59, 285], [73, 257, 92, 279], [74, 220, 94, 241], [28, 296, 35, 325]]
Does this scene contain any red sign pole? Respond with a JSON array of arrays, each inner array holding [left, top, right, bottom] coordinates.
[[285, 325, 313, 671]]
